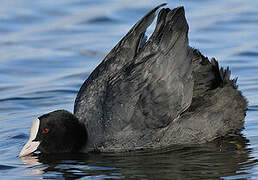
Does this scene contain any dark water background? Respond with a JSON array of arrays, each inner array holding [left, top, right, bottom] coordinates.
[[1, 0, 258, 179]]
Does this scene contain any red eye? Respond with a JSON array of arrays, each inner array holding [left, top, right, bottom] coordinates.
[[43, 128, 49, 133]]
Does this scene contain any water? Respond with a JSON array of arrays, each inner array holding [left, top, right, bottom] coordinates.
[[1, 0, 258, 179]]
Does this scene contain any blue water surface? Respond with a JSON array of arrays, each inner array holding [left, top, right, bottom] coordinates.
[[1, 0, 258, 179]]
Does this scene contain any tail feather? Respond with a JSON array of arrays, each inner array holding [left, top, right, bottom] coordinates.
[[193, 49, 238, 93], [210, 57, 238, 89]]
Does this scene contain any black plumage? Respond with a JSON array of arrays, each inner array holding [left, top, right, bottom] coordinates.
[[20, 4, 247, 155]]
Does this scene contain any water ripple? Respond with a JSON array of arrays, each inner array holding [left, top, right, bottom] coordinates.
[[0, 165, 16, 170], [248, 105, 258, 112], [0, 96, 49, 103], [238, 51, 258, 57], [83, 16, 118, 24]]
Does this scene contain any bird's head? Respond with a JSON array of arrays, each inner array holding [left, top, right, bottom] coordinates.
[[19, 110, 87, 157]]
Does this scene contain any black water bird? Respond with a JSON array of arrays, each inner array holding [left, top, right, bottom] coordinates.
[[19, 4, 247, 157]]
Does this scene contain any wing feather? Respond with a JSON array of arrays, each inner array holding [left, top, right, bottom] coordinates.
[[104, 7, 193, 136]]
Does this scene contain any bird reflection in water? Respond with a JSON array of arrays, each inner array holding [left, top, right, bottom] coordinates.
[[20, 135, 254, 179]]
